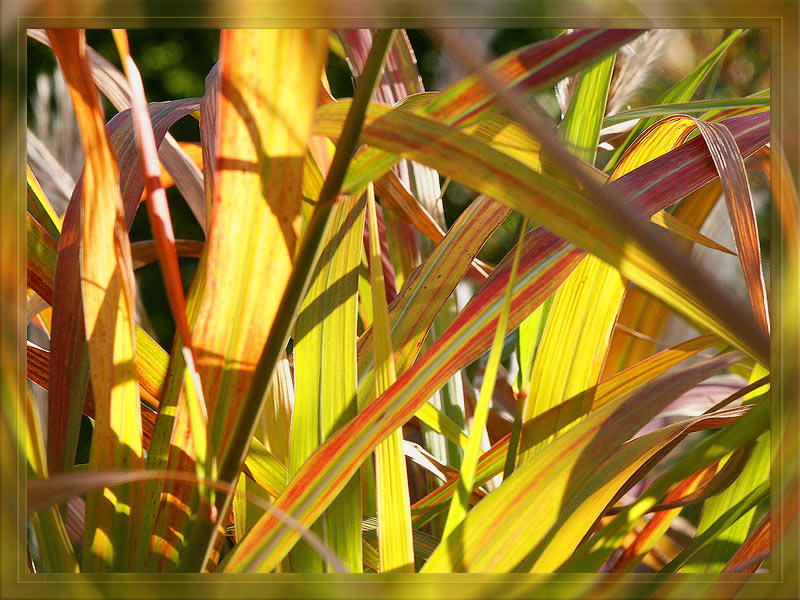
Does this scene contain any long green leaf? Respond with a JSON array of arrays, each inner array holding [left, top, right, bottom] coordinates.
[[557, 51, 615, 165], [443, 216, 528, 538], [289, 194, 365, 572], [366, 183, 415, 573], [602, 96, 769, 127]]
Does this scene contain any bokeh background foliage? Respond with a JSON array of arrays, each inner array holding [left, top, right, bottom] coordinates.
[[2, 1, 799, 598]]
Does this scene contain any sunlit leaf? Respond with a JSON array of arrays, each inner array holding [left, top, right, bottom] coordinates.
[[47, 28, 143, 571], [420, 353, 744, 572], [289, 194, 365, 572], [138, 29, 329, 572]]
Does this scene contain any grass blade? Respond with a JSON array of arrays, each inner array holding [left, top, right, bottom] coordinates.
[[561, 396, 769, 572], [557, 52, 615, 165], [412, 334, 721, 528], [366, 183, 415, 572], [440, 217, 528, 538], [602, 96, 769, 127], [45, 98, 198, 474], [420, 353, 744, 572], [690, 118, 770, 337], [289, 193, 365, 572], [47, 28, 143, 571]]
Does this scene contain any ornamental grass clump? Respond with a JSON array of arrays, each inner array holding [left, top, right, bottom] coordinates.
[[21, 26, 784, 577]]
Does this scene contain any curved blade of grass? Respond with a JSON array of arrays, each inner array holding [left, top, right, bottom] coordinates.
[[26, 469, 348, 573], [47, 28, 143, 572], [602, 96, 769, 127], [605, 29, 745, 171], [690, 117, 770, 337], [560, 395, 769, 572], [606, 112, 768, 214], [366, 182, 415, 573], [316, 101, 769, 364], [138, 29, 329, 573], [605, 113, 771, 367], [420, 352, 743, 573], [441, 216, 528, 539], [289, 193, 365, 573], [411, 334, 721, 528]]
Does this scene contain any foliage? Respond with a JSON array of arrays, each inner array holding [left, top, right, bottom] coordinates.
[[16, 24, 790, 586]]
